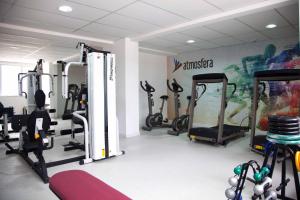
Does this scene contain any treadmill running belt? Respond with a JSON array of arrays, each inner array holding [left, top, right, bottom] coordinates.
[[189, 124, 244, 139]]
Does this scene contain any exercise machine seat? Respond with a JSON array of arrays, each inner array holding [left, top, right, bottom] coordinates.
[[160, 95, 168, 100], [49, 170, 131, 200], [187, 96, 191, 100]]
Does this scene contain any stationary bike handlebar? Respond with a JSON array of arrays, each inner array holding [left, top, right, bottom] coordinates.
[[167, 79, 183, 93], [259, 82, 266, 95], [196, 83, 206, 99], [140, 81, 155, 93]]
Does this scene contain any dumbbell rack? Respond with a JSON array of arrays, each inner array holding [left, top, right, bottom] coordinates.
[[262, 115, 300, 200]]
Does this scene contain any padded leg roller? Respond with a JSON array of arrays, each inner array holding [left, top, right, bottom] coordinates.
[[49, 170, 131, 200]]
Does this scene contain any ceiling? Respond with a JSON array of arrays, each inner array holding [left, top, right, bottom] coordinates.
[[0, 0, 298, 62]]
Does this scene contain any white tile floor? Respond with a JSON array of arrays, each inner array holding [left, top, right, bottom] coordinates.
[[0, 123, 298, 200]]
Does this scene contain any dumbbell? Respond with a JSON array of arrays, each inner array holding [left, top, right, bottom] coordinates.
[[265, 190, 277, 200], [234, 165, 243, 176], [225, 176, 241, 200], [253, 177, 272, 195], [254, 167, 270, 182], [225, 188, 242, 200]]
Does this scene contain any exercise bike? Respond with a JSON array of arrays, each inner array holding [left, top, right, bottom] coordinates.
[[140, 81, 169, 131], [167, 79, 206, 136]]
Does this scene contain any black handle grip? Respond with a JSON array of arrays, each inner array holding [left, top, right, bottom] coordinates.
[[145, 81, 155, 92], [166, 79, 174, 92], [140, 81, 155, 92], [259, 82, 266, 94], [48, 91, 54, 98], [140, 81, 148, 92], [197, 83, 206, 98], [173, 79, 184, 92], [22, 92, 28, 99]]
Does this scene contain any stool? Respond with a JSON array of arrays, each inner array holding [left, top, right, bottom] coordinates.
[[262, 115, 300, 200]]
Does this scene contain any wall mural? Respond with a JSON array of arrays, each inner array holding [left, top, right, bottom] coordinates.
[[167, 41, 300, 132], [225, 43, 300, 131]]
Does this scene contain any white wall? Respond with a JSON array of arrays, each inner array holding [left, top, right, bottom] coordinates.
[[114, 38, 140, 137], [139, 52, 168, 127]]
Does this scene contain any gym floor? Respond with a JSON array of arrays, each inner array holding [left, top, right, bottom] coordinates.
[[0, 121, 297, 200]]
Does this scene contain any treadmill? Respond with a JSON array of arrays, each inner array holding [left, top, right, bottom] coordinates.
[[188, 73, 247, 145], [250, 69, 300, 154]]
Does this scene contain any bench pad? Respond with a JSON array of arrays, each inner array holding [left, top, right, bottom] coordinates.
[[49, 170, 131, 200]]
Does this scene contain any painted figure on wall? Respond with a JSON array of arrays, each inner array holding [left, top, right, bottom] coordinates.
[[224, 43, 300, 131]]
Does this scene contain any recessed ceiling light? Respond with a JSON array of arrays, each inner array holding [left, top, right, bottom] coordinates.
[[59, 5, 72, 12], [265, 24, 277, 29], [186, 40, 195, 44], [10, 46, 19, 49]]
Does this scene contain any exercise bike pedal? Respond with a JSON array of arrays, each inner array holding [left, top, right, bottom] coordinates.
[[167, 130, 180, 136], [142, 126, 152, 131]]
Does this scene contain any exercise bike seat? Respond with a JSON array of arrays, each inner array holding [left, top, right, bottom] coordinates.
[[160, 95, 168, 100], [187, 96, 191, 100]]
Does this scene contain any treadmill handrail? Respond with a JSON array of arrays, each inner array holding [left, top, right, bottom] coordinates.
[[227, 83, 237, 97]]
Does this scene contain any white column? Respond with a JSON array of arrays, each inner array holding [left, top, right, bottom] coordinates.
[[114, 38, 140, 137]]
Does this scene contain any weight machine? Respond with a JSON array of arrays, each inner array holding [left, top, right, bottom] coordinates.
[[62, 42, 123, 164], [0, 102, 15, 142], [18, 59, 55, 114]]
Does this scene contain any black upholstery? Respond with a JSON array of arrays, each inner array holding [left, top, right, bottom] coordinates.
[[35, 90, 46, 108], [254, 69, 300, 78], [27, 90, 51, 142], [11, 115, 29, 132], [193, 73, 228, 81]]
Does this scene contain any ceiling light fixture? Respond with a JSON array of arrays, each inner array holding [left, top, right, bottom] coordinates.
[[186, 40, 195, 44], [10, 46, 19, 49], [265, 24, 277, 29], [59, 5, 72, 12]]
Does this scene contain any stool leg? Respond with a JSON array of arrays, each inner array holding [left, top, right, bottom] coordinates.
[[269, 146, 278, 177], [281, 148, 286, 199]]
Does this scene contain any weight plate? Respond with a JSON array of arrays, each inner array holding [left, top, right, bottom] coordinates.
[[269, 116, 299, 123], [267, 137, 300, 145], [269, 122, 300, 127], [269, 128, 299, 135], [267, 132, 300, 141], [269, 126, 300, 131], [295, 151, 300, 172]]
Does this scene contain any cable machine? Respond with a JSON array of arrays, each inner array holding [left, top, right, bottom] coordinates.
[[62, 42, 123, 164], [18, 59, 55, 114]]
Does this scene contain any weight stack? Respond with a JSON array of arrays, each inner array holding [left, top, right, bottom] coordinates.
[[267, 115, 300, 145]]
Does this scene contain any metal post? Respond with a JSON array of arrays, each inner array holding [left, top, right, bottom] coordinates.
[[217, 78, 227, 144], [250, 77, 259, 148], [148, 93, 153, 115], [188, 80, 197, 132]]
